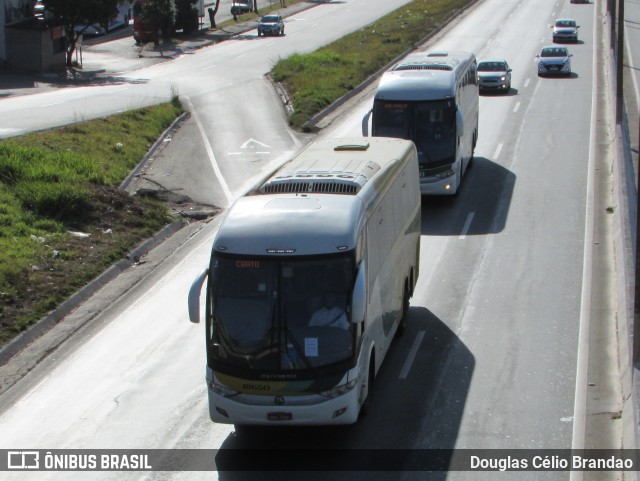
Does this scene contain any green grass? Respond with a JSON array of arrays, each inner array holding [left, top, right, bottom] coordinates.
[[271, 0, 474, 129], [0, 99, 184, 345]]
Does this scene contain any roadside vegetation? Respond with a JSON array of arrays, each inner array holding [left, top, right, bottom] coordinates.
[[0, 99, 184, 347], [271, 0, 474, 130]]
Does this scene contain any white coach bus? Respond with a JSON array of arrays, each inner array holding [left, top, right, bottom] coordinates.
[[188, 137, 421, 426], [363, 50, 479, 195]]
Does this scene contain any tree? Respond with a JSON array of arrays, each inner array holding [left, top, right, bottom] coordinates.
[[42, 0, 124, 67], [174, 0, 198, 34], [140, 0, 175, 44], [207, 0, 221, 29]]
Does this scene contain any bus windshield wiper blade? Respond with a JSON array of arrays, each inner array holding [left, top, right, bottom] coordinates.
[[286, 327, 316, 374]]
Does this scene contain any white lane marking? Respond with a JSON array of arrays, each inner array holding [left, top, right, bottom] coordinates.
[[524, 78, 531, 88], [185, 96, 234, 206], [513, 102, 521, 113], [399, 330, 425, 379], [459, 212, 475, 240], [104, 88, 128, 94], [570, 6, 599, 473], [203, 65, 216, 71], [41, 101, 65, 107], [241, 138, 270, 149], [493, 143, 503, 160]]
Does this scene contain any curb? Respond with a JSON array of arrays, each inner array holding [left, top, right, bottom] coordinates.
[[119, 111, 191, 191]]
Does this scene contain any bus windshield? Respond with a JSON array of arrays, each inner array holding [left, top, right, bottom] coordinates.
[[373, 99, 456, 166], [209, 254, 355, 373]]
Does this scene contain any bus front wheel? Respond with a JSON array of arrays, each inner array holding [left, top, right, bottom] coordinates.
[[359, 355, 375, 418]]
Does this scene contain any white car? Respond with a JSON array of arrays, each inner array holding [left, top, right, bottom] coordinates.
[[551, 19, 579, 43], [477, 59, 512, 93], [537, 46, 573, 76]]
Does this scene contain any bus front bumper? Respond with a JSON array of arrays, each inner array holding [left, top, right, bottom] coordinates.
[[419, 175, 458, 195], [208, 386, 361, 426]]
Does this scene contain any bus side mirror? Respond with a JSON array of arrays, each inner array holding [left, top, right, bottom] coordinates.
[[351, 263, 366, 323], [188, 268, 209, 324], [456, 108, 464, 138], [362, 109, 372, 137]]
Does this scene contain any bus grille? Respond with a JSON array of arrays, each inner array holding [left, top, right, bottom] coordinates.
[[261, 180, 359, 195]]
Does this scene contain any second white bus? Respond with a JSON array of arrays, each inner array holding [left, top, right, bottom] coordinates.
[[363, 50, 479, 195]]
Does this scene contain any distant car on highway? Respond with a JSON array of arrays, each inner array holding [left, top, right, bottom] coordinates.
[[257, 14, 284, 36], [551, 19, 579, 43], [570, 0, 589, 3], [477, 59, 512, 93], [536, 46, 573, 76]]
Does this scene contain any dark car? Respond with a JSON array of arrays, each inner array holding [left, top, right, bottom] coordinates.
[[477, 59, 512, 93], [257, 14, 284, 36]]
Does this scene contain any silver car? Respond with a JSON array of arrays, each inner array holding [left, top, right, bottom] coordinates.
[[551, 19, 579, 43], [537, 46, 573, 76], [477, 60, 512, 93]]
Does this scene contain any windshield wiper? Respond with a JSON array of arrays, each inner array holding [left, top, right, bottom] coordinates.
[[285, 327, 316, 374]]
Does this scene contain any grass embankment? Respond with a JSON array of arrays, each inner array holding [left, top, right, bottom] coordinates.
[[0, 100, 184, 347], [271, 0, 475, 129]]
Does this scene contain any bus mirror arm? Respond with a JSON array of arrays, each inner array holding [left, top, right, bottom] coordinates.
[[351, 263, 367, 323], [362, 109, 372, 137], [188, 268, 209, 324]]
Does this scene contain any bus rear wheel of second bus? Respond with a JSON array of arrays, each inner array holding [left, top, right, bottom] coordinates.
[[396, 285, 410, 337]]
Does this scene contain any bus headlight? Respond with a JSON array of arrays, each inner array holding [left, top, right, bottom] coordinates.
[[209, 380, 236, 397], [434, 169, 455, 180], [321, 379, 357, 399]]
